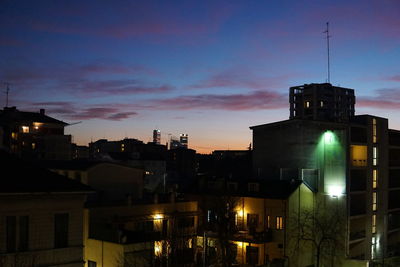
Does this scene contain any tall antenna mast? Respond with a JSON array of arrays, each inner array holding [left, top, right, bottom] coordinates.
[[4, 82, 10, 107], [323, 22, 331, 83]]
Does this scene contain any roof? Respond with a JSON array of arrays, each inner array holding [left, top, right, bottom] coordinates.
[[0, 150, 93, 194], [37, 159, 140, 171], [249, 118, 346, 130], [191, 177, 303, 200], [0, 107, 68, 125]]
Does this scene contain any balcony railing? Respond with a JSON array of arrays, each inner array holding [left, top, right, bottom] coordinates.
[[349, 230, 366, 241]]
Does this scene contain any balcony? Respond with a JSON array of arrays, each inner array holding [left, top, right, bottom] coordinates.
[[233, 230, 273, 243], [349, 230, 366, 242]]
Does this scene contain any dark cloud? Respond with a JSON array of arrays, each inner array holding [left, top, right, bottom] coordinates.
[[29, 102, 138, 121]]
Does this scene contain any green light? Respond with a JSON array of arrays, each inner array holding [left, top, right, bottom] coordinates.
[[324, 131, 334, 144]]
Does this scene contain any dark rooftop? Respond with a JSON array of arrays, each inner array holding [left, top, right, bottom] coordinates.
[[192, 176, 303, 199], [1, 150, 93, 194], [0, 107, 68, 125]]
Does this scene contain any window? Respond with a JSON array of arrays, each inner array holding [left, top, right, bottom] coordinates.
[[248, 183, 259, 192], [19, 216, 29, 251], [74, 172, 82, 182], [54, 213, 69, 248], [11, 132, 17, 140], [227, 182, 238, 191], [6, 216, 16, 252], [372, 192, 377, 211], [6, 216, 29, 252], [162, 219, 168, 237], [31, 143, 36, 150], [247, 214, 259, 228], [121, 143, 125, 152], [276, 216, 283, 230], [305, 101, 310, 108], [373, 170, 378, 189], [350, 145, 367, 166], [267, 215, 270, 228], [373, 118, 377, 143], [88, 261, 97, 267], [320, 101, 324, 107], [372, 214, 376, 234], [373, 147, 378, 166], [22, 126, 29, 133]]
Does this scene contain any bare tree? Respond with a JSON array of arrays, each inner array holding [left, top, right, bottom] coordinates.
[[202, 194, 240, 267], [289, 199, 345, 267]]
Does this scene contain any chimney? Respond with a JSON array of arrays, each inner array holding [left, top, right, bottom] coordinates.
[[40, 109, 45, 115]]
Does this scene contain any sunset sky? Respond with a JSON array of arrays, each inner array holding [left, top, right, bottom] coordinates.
[[1, 0, 400, 153]]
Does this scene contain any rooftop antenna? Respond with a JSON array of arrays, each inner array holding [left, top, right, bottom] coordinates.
[[4, 82, 10, 107], [323, 22, 331, 83]]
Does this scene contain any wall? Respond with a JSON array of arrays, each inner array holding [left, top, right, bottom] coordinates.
[[0, 194, 86, 267]]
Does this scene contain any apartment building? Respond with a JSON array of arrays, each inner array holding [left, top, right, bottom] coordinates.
[[251, 83, 400, 266], [0, 150, 92, 267]]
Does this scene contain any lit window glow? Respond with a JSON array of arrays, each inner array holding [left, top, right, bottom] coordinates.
[[373, 147, 378, 166], [373, 170, 378, 189], [276, 216, 283, 230], [372, 192, 377, 211], [372, 214, 376, 234], [153, 214, 163, 220], [327, 185, 343, 197], [373, 118, 377, 143], [350, 145, 367, 166], [22, 126, 29, 133], [154, 241, 162, 256]]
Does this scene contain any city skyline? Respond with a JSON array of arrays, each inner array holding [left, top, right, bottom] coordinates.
[[1, 0, 400, 153]]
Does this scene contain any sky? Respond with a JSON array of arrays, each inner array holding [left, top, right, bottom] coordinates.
[[1, 0, 400, 153]]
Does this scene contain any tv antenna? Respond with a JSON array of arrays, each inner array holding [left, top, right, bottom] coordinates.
[[323, 22, 331, 83], [4, 82, 10, 107]]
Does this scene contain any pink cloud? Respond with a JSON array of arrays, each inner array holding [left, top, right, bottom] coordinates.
[[0, 61, 167, 97], [384, 75, 400, 82], [191, 68, 293, 91], [0, 37, 24, 47], [76, 80, 173, 96], [151, 90, 286, 111], [358, 88, 400, 109]]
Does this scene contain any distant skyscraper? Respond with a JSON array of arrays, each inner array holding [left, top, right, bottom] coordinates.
[[180, 134, 188, 148], [153, 129, 161, 144]]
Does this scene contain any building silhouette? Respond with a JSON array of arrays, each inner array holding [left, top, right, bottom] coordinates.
[[0, 107, 71, 160], [251, 83, 400, 264]]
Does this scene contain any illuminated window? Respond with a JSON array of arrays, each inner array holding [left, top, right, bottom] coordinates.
[[373, 170, 378, 189], [373, 147, 378, 166], [11, 132, 17, 139], [320, 101, 324, 107], [276, 216, 283, 230], [22, 126, 29, 133], [267, 215, 270, 228], [373, 118, 377, 143], [372, 214, 376, 234], [305, 101, 310, 108], [121, 143, 125, 152], [350, 145, 367, 166], [372, 192, 377, 211], [32, 143, 36, 150]]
